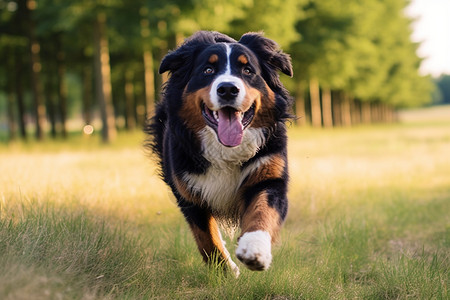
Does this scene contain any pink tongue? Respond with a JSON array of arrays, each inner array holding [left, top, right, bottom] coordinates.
[[217, 108, 243, 147]]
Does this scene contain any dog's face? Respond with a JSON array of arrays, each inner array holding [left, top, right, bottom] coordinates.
[[160, 31, 292, 148], [184, 43, 270, 147]]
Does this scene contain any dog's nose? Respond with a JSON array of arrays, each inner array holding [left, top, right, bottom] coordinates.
[[217, 82, 240, 101]]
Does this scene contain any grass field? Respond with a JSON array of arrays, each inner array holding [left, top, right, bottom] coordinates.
[[1, 107, 449, 299]]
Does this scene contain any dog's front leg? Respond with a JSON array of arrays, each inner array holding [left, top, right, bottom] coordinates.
[[236, 189, 287, 271], [178, 200, 240, 276]]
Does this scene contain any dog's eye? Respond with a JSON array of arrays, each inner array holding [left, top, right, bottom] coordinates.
[[203, 67, 215, 75], [243, 67, 253, 75]]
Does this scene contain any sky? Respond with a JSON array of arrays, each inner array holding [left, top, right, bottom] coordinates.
[[405, 0, 450, 77]]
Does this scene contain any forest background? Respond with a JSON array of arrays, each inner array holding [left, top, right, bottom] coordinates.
[[1, 0, 449, 143]]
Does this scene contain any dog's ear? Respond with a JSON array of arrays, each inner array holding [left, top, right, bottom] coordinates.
[[238, 32, 293, 77], [159, 31, 236, 74], [159, 50, 184, 74], [239, 32, 293, 118]]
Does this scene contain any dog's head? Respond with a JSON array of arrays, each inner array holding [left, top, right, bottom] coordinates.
[[160, 31, 292, 148]]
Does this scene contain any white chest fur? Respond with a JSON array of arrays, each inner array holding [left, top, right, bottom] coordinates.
[[182, 127, 267, 213]]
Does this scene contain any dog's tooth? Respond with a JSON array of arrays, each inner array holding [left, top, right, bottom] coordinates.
[[214, 111, 219, 121]]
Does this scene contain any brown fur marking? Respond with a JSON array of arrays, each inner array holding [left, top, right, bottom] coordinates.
[[209, 54, 219, 64], [189, 213, 229, 264], [238, 54, 248, 65], [172, 174, 201, 205], [240, 191, 282, 242], [241, 85, 262, 113], [180, 87, 211, 132], [244, 154, 285, 187], [251, 83, 276, 128]]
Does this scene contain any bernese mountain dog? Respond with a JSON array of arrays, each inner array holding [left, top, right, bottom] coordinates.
[[146, 31, 293, 277]]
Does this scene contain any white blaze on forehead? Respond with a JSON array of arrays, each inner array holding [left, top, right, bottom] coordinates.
[[225, 43, 231, 75], [208, 43, 247, 110]]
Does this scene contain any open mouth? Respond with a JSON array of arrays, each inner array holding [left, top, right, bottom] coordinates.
[[201, 103, 255, 147]]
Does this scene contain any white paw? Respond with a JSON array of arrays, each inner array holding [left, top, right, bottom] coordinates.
[[236, 230, 272, 271]]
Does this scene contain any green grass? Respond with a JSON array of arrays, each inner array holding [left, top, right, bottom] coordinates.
[[1, 110, 449, 299]]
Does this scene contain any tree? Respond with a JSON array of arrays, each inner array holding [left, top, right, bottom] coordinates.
[[229, 0, 303, 48], [36, 0, 121, 142], [292, 0, 360, 126], [93, 11, 117, 142], [291, 0, 432, 127], [140, 5, 156, 119], [0, 1, 29, 140], [0, 0, 435, 139], [22, 0, 47, 139], [434, 75, 450, 104]]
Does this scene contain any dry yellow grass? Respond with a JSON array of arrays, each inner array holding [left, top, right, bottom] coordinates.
[[1, 147, 177, 227], [0, 112, 449, 298]]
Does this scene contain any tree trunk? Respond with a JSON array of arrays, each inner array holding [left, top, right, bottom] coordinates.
[[389, 105, 397, 123], [93, 12, 116, 143], [6, 46, 16, 141], [135, 94, 146, 127], [371, 102, 380, 123], [351, 97, 360, 125], [322, 87, 333, 128], [309, 78, 322, 127], [332, 91, 342, 127], [7, 82, 16, 141], [384, 104, 390, 123], [26, 0, 46, 140], [295, 81, 306, 126], [384, 103, 394, 123], [82, 66, 93, 125], [340, 93, 352, 127], [124, 69, 136, 131], [140, 6, 156, 119], [56, 33, 68, 138], [14, 53, 27, 139], [361, 101, 371, 124], [378, 103, 383, 122], [143, 49, 155, 118], [45, 74, 57, 138]]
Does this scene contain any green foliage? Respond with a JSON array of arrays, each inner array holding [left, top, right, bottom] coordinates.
[[292, 0, 433, 106], [229, 0, 305, 48], [0, 0, 435, 140]]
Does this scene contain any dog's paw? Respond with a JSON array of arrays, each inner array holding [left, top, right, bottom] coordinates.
[[236, 230, 272, 271]]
